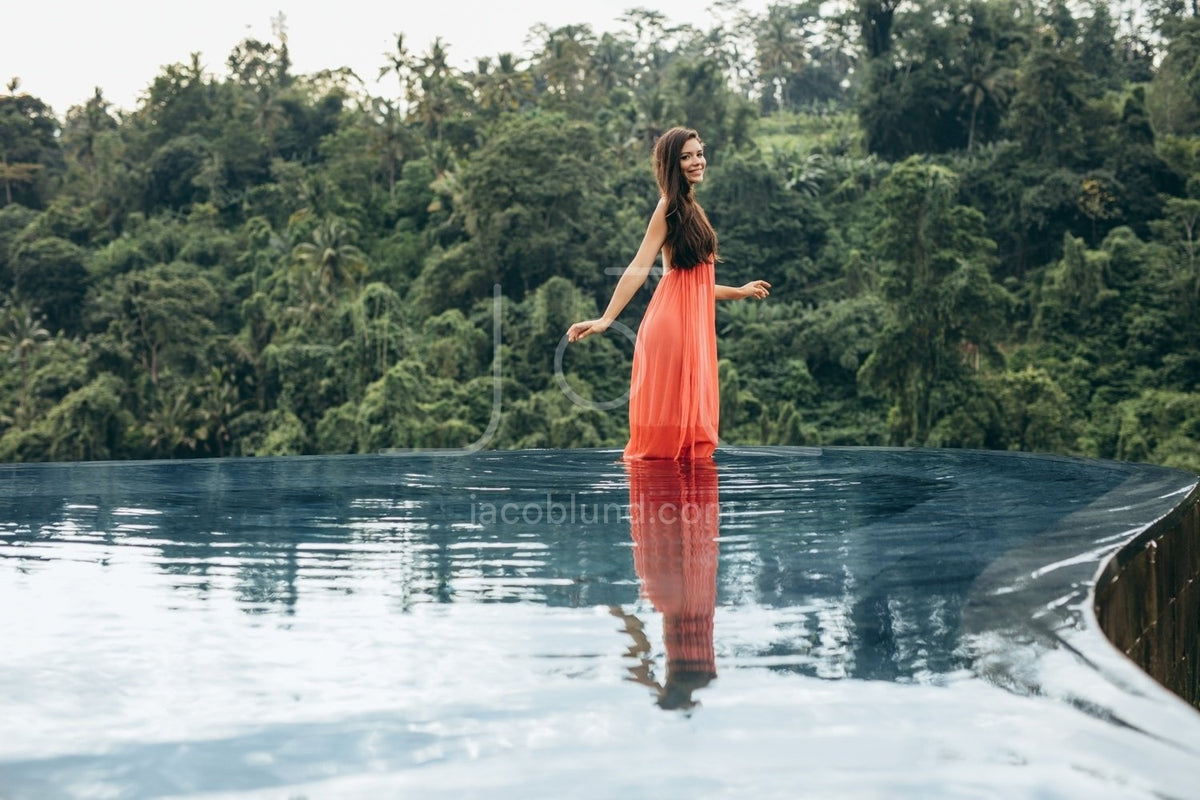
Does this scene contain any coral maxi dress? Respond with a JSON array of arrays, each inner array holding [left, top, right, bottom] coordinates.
[[624, 259, 719, 460]]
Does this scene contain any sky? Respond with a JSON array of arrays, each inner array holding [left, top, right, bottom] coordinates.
[[6, 1, 769, 118]]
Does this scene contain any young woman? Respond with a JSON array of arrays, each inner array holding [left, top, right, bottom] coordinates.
[[567, 127, 770, 460]]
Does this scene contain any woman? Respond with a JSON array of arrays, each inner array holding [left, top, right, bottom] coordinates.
[[567, 127, 770, 460]]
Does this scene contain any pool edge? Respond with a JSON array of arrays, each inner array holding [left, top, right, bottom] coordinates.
[[1094, 480, 1200, 708]]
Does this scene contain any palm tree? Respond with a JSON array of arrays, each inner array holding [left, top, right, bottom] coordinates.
[[591, 34, 633, 95], [694, 2, 756, 97], [291, 218, 368, 296], [773, 145, 826, 197], [143, 387, 198, 458], [195, 368, 242, 457], [618, 7, 674, 91], [378, 33, 415, 115], [473, 53, 532, 116], [0, 158, 42, 206], [632, 90, 671, 147], [718, 300, 793, 362], [755, 4, 810, 112], [62, 87, 116, 176], [284, 260, 330, 325], [411, 37, 468, 141], [959, 50, 1014, 152], [530, 24, 596, 103], [0, 300, 51, 422], [366, 98, 409, 197]]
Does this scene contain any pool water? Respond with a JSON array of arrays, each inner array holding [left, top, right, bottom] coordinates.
[[1, 447, 1199, 798]]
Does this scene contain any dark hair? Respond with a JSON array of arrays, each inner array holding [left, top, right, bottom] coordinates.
[[653, 127, 718, 270]]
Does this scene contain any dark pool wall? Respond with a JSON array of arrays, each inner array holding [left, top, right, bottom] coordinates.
[[1095, 484, 1200, 707]]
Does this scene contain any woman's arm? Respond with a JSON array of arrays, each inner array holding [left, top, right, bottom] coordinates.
[[568, 199, 669, 343], [716, 280, 771, 301]]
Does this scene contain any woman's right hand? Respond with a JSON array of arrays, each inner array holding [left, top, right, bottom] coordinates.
[[567, 318, 612, 343]]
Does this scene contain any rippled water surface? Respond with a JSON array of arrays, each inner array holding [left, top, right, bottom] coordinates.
[[2, 447, 1199, 799]]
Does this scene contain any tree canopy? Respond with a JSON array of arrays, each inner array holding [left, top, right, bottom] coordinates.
[[2, 1, 1199, 472]]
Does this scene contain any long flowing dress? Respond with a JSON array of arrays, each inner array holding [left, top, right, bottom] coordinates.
[[624, 259, 719, 460], [627, 459, 720, 707]]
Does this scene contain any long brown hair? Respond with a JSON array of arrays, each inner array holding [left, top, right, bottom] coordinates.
[[654, 127, 718, 270]]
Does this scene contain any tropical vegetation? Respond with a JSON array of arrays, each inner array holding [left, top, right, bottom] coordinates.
[[2, 0, 1199, 472]]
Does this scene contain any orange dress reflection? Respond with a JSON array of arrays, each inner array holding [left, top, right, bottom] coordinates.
[[615, 459, 720, 710]]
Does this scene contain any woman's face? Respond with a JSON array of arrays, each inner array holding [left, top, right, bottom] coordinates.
[[680, 138, 706, 185]]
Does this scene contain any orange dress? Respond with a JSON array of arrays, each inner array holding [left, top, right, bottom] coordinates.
[[624, 260, 719, 460]]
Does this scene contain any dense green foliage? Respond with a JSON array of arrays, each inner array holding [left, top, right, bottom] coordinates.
[[2, 1, 1199, 470]]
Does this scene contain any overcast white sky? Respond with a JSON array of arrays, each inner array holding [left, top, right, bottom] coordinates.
[[6, 1, 769, 117]]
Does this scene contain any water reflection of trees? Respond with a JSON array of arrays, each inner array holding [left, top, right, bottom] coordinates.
[[0, 456, 960, 671], [0, 450, 1128, 683]]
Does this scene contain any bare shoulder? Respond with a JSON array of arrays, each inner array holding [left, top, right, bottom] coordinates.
[[649, 196, 668, 224]]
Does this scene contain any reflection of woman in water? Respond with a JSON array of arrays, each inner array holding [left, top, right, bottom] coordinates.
[[613, 459, 720, 710]]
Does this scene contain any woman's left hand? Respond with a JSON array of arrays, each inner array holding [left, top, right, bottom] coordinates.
[[741, 280, 771, 300]]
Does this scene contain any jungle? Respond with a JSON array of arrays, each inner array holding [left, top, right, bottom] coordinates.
[[1, 0, 1198, 471]]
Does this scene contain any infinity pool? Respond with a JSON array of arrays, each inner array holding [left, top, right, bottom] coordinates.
[[1, 447, 1198, 798]]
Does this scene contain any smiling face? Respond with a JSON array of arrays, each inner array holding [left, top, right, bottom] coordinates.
[[653, 127, 707, 198], [651, 127, 718, 268], [680, 137, 706, 184]]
